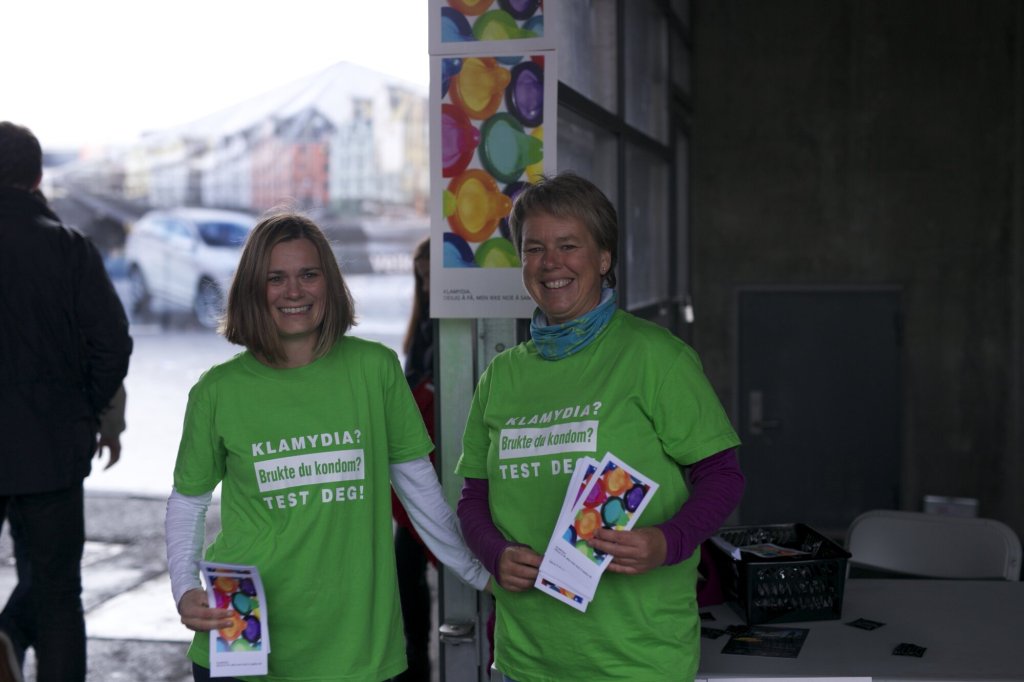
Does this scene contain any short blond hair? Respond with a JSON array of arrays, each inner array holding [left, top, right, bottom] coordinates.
[[508, 172, 619, 288]]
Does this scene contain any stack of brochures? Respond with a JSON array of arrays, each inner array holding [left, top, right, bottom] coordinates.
[[534, 452, 658, 612]]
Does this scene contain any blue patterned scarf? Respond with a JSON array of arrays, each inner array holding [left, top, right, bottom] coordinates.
[[531, 289, 617, 360]]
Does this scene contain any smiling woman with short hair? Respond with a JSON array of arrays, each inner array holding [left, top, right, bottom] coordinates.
[[456, 172, 745, 682]]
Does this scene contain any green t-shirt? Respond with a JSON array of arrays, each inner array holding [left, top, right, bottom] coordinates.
[[174, 336, 432, 682], [456, 310, 741, 682]]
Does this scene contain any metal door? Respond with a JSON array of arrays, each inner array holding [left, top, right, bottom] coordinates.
[[736, 288, 902, 536]]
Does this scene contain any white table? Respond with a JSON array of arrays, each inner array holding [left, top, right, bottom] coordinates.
[[697, 579, 1024, 681]]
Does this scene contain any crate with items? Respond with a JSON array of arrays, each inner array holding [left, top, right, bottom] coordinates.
[[709, 523, 851, 625]]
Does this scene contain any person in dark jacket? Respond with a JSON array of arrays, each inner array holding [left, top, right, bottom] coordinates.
[[0, 384, 126, 680], [0, 121, 132, 682]]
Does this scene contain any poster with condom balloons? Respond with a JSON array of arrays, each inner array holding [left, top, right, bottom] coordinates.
[[429, 0, 557, 318]]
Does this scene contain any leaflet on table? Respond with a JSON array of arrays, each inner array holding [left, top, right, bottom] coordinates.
[[534, 452, 659, 606], [200, 561, 269, 677]]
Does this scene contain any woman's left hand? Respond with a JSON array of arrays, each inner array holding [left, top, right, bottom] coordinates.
[[588, 527, 667, 575]]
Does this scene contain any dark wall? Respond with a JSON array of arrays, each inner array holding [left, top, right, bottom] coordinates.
[[691, 0, 1023, 536]]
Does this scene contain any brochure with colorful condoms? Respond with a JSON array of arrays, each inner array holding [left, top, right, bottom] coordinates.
[[200, 561, 269, 677], [535, 452, 658, 608], [533, 457, 599, 612], [554, 456, 600, 534]]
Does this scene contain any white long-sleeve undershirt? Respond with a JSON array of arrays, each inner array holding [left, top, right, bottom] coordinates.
[[164, 488, 211, 608]]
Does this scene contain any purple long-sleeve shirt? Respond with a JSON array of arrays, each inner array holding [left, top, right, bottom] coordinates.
[[456, 449, 745, 580]]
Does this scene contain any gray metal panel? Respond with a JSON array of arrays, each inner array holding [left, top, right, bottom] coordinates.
[[437, 318, 516, 682]]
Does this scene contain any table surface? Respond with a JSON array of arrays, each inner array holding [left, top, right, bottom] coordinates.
[[697, 579, 1024, 681]]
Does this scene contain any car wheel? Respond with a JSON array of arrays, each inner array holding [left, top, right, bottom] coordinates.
[[194, 278, 223, 329], [128, 266, 150, 315]]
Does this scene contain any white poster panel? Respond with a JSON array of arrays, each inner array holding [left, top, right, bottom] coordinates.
[[429, 48, 557, 318], [428, 0, 555, 57]]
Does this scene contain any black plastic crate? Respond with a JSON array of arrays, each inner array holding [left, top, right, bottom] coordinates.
[[709, 523, 851, 625]]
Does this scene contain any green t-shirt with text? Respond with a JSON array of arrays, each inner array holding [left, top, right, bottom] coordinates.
[[174, 336, 432, 682], [456, 310, 740, 682]]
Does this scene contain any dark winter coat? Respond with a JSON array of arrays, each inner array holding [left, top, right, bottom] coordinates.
[[0, 187, 132, 494]]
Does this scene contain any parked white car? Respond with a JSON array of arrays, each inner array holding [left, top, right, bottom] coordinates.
[[125, 207, 256, 328]]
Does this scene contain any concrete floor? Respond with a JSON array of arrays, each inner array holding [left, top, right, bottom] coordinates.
[[1, 492, 441, 682], [0, 493, 203, 681]]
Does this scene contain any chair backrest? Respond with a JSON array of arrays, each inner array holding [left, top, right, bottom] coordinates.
[[845, 509, 1022, 581]]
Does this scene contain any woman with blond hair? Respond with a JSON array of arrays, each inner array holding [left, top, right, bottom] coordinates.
[[457, 174, 744, 681], [165, 214, 487, 681]]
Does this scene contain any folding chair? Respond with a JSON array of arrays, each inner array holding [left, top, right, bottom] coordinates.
[[844, 509, 1022, 580]]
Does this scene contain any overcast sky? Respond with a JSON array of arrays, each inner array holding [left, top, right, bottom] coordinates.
[[2, 0, 430, 150]]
